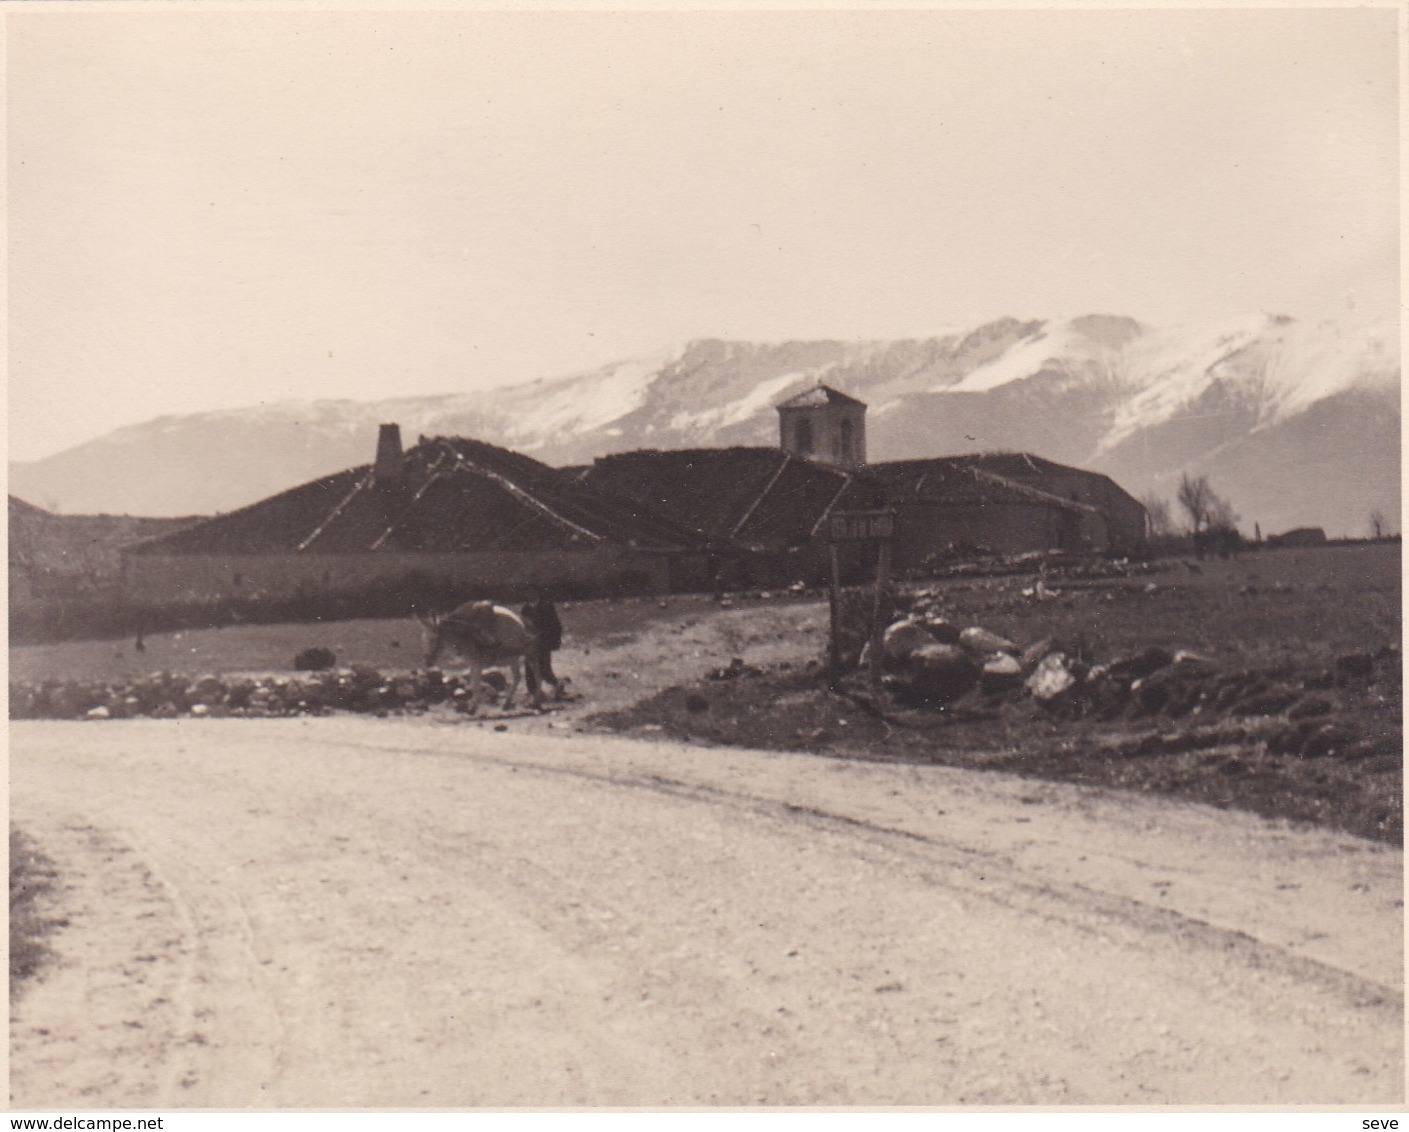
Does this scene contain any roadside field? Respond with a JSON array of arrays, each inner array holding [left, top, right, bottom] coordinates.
[[7, 592, 744, 685], [9, 544, 1401, 842], [593, 544, 1403, 844]]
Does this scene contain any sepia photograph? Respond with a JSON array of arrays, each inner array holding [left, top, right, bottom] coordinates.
[[7, 2, 1402, 1115]]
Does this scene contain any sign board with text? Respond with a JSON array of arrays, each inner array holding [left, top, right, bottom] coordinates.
[[827, 509, 895, 542]]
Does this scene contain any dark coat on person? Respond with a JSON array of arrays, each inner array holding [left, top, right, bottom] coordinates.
[[520, 599, 563, 651]]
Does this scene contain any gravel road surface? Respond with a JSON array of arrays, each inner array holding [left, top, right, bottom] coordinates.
[[10, 717, 1403, 1107]]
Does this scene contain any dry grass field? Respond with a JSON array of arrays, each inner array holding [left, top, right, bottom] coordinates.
[[9, 830, 62, 1000]]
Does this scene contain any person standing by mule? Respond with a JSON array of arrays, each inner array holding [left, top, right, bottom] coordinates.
[[520, 587, 564, 699]]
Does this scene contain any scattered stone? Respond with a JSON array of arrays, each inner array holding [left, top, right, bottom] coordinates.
[[897, 644, 981, 708], [1018, 638, 1055, 674], [959, 627, 1018, 656], [1105, 647, 1175, 682], [708, 658, 763, 680], [882, 619, 939, 664], [921, 618, 962, 646], [979, 653, 1024, 694], [1026, 653, 1076, 704]]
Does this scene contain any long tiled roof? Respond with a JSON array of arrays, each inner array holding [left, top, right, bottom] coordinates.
[[953, 452, 1122, 491], [581, 448, 880, 550], [127, 437, 704, 556], [865, 457, 1101, 513]]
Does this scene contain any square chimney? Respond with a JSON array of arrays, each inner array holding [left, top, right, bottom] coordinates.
[[374, 423, 404, 483]]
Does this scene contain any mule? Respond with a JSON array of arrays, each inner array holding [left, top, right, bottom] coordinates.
[[418, 601, 544, 714]]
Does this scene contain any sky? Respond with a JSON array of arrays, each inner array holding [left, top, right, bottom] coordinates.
[[8, 5, 1400, 462]]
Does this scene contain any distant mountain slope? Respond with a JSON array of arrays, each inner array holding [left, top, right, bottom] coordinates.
[[9, 496, 199, 584], [10, 304, 1398, 536]]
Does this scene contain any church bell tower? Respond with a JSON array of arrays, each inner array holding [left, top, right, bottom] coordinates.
[[775, 384, 867, 469]]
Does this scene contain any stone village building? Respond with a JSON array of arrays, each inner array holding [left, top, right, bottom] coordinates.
[[122, 388, 1147, 606], [580, 385, 1148, 579], [122, 428, 710, 606]]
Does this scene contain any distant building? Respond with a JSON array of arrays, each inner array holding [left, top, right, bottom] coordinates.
[[1267, 526, 1328, 548], [776, 384, 867, 468], [123, 427, 708, 604], [772, 384, 1145, 563], [930, 453, 1147, 557], [579, 447, 881, 587], [121, 386, 1149, 613], [583, 386, 1147, 579], [864, 458, 1105, 564]]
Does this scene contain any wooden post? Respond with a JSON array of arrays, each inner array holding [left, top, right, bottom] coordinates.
[[824, 509, 895, 689], [868, 538, 892, 695], [828, 543, 842, 686]]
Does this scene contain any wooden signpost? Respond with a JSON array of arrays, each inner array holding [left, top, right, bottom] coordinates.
[[826, 509, 896, 689]]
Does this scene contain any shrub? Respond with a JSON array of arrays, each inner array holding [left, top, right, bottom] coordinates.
[[293, 646, 337, 671]]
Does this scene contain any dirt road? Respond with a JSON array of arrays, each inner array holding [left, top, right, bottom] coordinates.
[[10, 718, 1403, 1108]]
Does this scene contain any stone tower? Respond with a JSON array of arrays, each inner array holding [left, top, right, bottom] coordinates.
[[775, 384, 867, 468]]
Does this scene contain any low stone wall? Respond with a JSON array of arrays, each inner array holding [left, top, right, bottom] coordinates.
[[122, 548, 672, 605], [11, 667, 513, 720]]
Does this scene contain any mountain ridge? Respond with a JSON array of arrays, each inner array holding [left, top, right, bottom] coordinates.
[[10, 308, 1398, 537]]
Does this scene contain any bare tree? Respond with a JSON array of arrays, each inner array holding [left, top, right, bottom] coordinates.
[[1140, 493, 1174, 538], [1208, 494, 1239, 531], [1369, 509, 1388, 540], [1176, 473, 1214, 534], [1179, 473, 1240, 558]]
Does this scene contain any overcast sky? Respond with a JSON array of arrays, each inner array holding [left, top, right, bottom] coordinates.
[[8, 5, 1399, 461]]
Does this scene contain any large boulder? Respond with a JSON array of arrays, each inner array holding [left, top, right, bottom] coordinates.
[[899, 643, 982, 708], [1019, 638, 1056, 674], [979, 653, 1025, 695], [922, 618, 962, 646], [1105, 647, 1175, 682], [882, 619, 939, 664], [191, 675, 226, 706], [1026, 653, 1077, 703], [960, 627, 1018, 656]]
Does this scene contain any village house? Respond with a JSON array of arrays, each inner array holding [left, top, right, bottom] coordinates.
[[578, 446, 882, 587], [785, 384, 1146, 566], [122, 427, 709, 605], [121, 385, 1147, 610], [583, 384, 1147, 578], [863, 457, 1109, 565]]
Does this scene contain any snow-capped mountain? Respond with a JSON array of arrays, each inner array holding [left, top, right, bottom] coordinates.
[[10, 304, 1398, 537]]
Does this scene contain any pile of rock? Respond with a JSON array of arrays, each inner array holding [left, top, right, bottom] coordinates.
[[870, 612, 1399, 731], [9, 667, 515, 721], [867, 615, 1027, 708]]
